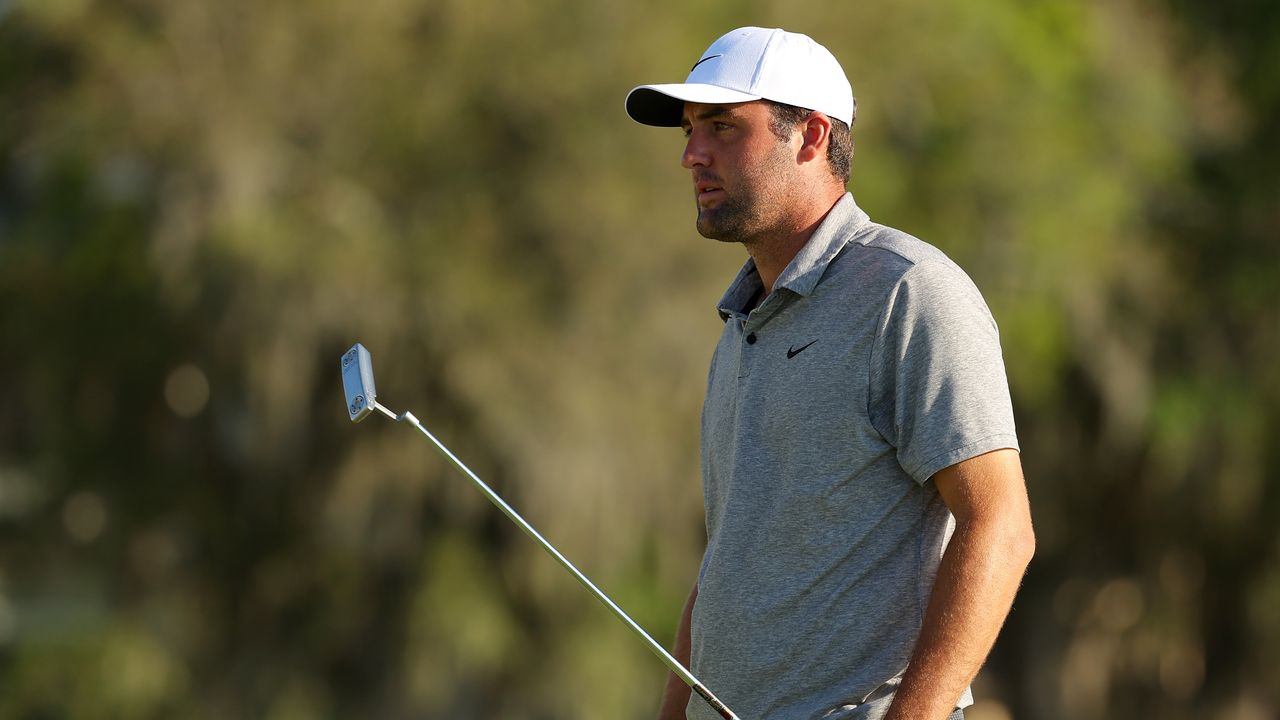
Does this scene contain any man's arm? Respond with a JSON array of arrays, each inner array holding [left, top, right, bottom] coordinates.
[[657, 583, 698, 720], [884, 448, 1035, 720]]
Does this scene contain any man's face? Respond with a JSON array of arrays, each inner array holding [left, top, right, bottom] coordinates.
[[679, 101, 798, 243]]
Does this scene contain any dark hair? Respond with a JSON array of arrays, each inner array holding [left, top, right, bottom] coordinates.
[[766, 101, 854, 184]]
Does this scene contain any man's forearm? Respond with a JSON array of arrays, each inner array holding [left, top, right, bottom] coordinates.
[[883, 513, 1034, 720], [657, 583, 698, 720]]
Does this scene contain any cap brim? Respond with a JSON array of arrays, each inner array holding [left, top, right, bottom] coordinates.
[[625, 83, 762, 127]]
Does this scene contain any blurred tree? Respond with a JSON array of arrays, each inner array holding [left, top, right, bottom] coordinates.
[[0, 0, 1276, 718], [1143, 0, 1280, 714]]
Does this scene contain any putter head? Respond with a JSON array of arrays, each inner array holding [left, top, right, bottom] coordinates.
[[341, 343, 378, 422]]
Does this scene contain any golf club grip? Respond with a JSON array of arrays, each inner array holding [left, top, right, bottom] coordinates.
[[693, 682, 740, 720]]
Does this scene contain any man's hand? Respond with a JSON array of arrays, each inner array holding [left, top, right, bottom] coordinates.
[[657, 584, 698, 719], [883, 448, 1035, 720]]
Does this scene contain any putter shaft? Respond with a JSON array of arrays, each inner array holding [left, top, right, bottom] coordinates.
[[377, 401, 740, 720]]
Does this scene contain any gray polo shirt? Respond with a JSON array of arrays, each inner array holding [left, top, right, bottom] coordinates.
[[688, 193, 1018, 720]]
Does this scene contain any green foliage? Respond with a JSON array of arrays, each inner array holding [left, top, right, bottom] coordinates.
[[1, 0, 1277, 718]]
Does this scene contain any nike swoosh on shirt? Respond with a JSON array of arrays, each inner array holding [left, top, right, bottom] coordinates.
[[690, 54, 723, 72], [787, 340, 818, 359]]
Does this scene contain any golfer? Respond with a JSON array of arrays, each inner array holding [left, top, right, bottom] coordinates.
[[626, 27, 1036, 720]]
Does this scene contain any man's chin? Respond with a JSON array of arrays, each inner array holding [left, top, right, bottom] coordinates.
[[696, 209, 747, 243]]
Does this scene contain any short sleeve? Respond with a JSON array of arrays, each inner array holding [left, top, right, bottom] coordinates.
[[867, 259, 1020, 484]]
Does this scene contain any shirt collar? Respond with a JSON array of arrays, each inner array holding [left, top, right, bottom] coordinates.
[[715, 193, 870, 320]]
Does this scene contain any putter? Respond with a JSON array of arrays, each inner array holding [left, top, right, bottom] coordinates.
[[340, 343, 740, 720]]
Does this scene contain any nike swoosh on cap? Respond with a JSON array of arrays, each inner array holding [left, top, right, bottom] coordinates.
[[690, 54, 723, 72]]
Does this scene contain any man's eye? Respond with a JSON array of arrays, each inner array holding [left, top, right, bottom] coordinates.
[[714, 122, 732, 131], [681, 127, 692, 138]]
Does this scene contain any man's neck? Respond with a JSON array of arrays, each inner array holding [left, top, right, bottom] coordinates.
[[744, 192, 844, 296]]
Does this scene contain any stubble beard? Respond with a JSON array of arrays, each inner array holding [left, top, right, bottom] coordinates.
[[695, 194, 757, 243], [693, 145, 793, 245]]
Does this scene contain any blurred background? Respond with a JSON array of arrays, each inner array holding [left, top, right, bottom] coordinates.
[[1, 0, 1277, 718]]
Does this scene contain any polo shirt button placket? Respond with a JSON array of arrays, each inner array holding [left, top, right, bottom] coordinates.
[[738, 325, 756, 379]]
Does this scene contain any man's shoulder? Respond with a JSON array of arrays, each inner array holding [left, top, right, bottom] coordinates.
[[851, 222, 952, 267], [827, 221, 966, 290]]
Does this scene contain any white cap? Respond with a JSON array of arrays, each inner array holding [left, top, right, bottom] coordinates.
[[626, 27, 854, 127]]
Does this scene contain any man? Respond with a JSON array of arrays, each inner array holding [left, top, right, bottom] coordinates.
[[625, 27, 1035, 720]]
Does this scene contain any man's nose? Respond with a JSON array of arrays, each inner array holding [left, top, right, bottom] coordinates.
[[681, 132, 710, 169]]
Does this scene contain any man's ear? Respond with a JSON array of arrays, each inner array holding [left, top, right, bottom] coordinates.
[[797, 112, 832, 164]]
